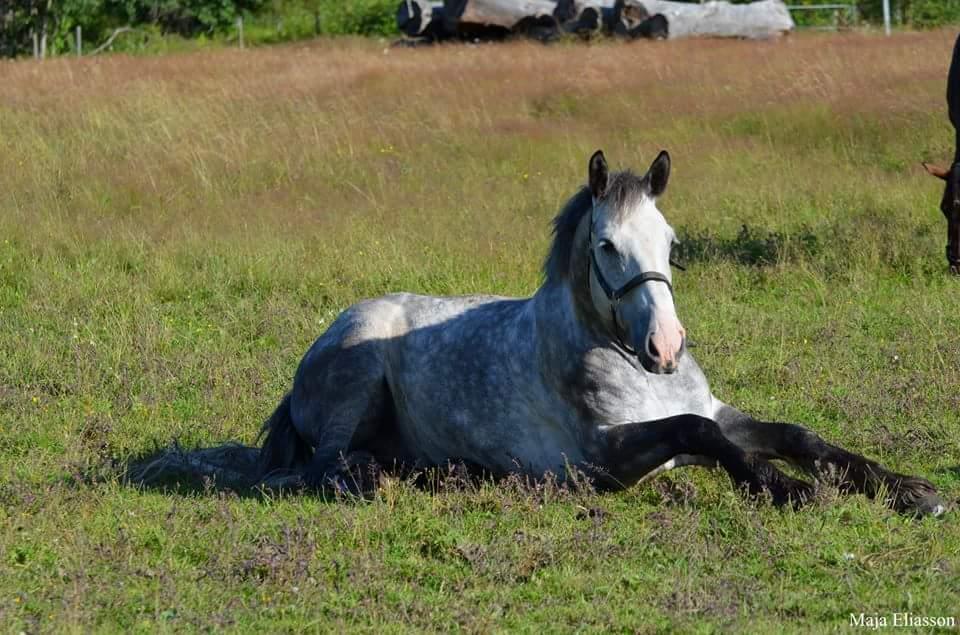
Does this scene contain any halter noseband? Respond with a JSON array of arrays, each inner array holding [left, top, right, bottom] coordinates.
[[589, 248, 673, 303], [587, 212, 677, 355]]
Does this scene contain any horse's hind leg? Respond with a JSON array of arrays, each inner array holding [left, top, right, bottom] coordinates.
[[713, 402, 946, 516], [291, 338, 393, 492]]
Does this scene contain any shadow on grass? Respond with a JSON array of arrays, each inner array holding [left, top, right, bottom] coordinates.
[[122, 441, 271, 499], [675, 224, 822, 267], [672, 219, 955, 279], [120, 442, 572, 502], [936, 465, 960, 478]]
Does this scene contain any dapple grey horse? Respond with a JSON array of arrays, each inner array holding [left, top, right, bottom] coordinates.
[[258, 150, 944, 515]]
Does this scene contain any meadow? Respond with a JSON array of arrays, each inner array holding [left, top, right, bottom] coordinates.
[[1, 30, 959, 632]]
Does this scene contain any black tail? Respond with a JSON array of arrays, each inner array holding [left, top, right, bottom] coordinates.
[[258, 392, 313, 479], [125, 393, 314, 492]]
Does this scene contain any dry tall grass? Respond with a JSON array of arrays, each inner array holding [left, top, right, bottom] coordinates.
[[1, 32, 953, 248]]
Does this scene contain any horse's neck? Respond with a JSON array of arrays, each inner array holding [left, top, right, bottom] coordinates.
[[545, 212, 610, 339], [533, 207, 629, 359], [531, 280, 646, 415], [531, 271, 611, 358]]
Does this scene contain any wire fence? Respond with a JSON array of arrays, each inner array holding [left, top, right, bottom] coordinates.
[[787, 3, 858, 30]]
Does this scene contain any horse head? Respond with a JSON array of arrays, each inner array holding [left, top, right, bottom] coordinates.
[[586, 150, 685, 373]]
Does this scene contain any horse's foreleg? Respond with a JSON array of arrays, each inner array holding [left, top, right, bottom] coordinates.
[[713, 404, 946, 516], [595, 414, 814, 507]]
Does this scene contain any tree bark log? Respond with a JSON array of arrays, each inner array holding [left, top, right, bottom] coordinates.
[[444, 0, 558, 30], [400, 0, 793, 42], [397, 0, 448, 37], [579, 0, 793, 40]]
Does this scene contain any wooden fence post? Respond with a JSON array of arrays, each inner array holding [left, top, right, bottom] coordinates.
[[237, 16, 244, 49], [76, 25, 82, 56]]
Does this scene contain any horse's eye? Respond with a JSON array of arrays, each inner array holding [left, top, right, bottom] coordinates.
[[598, 240, 617, 255]]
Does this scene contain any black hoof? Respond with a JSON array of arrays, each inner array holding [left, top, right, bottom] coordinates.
[[745, 460, 814, 509], [889, 476, 947, 517], [303, 472, 353, 496], [258, 473, 308, 493], [768, 474, 815, 509]]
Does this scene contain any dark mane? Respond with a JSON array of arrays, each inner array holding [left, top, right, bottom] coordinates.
[[542, 170, 650, 282]]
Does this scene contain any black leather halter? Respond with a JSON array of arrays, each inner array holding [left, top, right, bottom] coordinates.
[[587, 223, 677, 355], [589, 248, 673, 302]]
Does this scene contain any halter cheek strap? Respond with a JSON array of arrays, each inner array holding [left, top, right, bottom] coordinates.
[[589, 249, 673, 301]]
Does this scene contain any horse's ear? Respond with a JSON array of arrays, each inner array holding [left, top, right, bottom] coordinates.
[[589, 150, 608, 199], [923, 162, 950, 181], [647, 150, 670, 197]]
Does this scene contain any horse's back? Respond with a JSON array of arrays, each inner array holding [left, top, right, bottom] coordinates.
[[334, 292, 583, 472]]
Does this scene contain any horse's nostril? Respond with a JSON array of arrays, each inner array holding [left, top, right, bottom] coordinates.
[[647, 337, 660, 360]]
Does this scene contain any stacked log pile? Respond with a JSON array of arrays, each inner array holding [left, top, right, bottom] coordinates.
[[396, 0, 793, 43]]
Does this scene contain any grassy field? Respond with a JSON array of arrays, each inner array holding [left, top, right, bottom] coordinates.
[[2, 31, 960, 632]]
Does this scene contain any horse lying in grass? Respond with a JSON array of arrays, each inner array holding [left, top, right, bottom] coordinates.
[[139, 150, 946, 516]]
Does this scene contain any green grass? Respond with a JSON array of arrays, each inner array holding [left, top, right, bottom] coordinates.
[[1, 32, 959, 631]]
